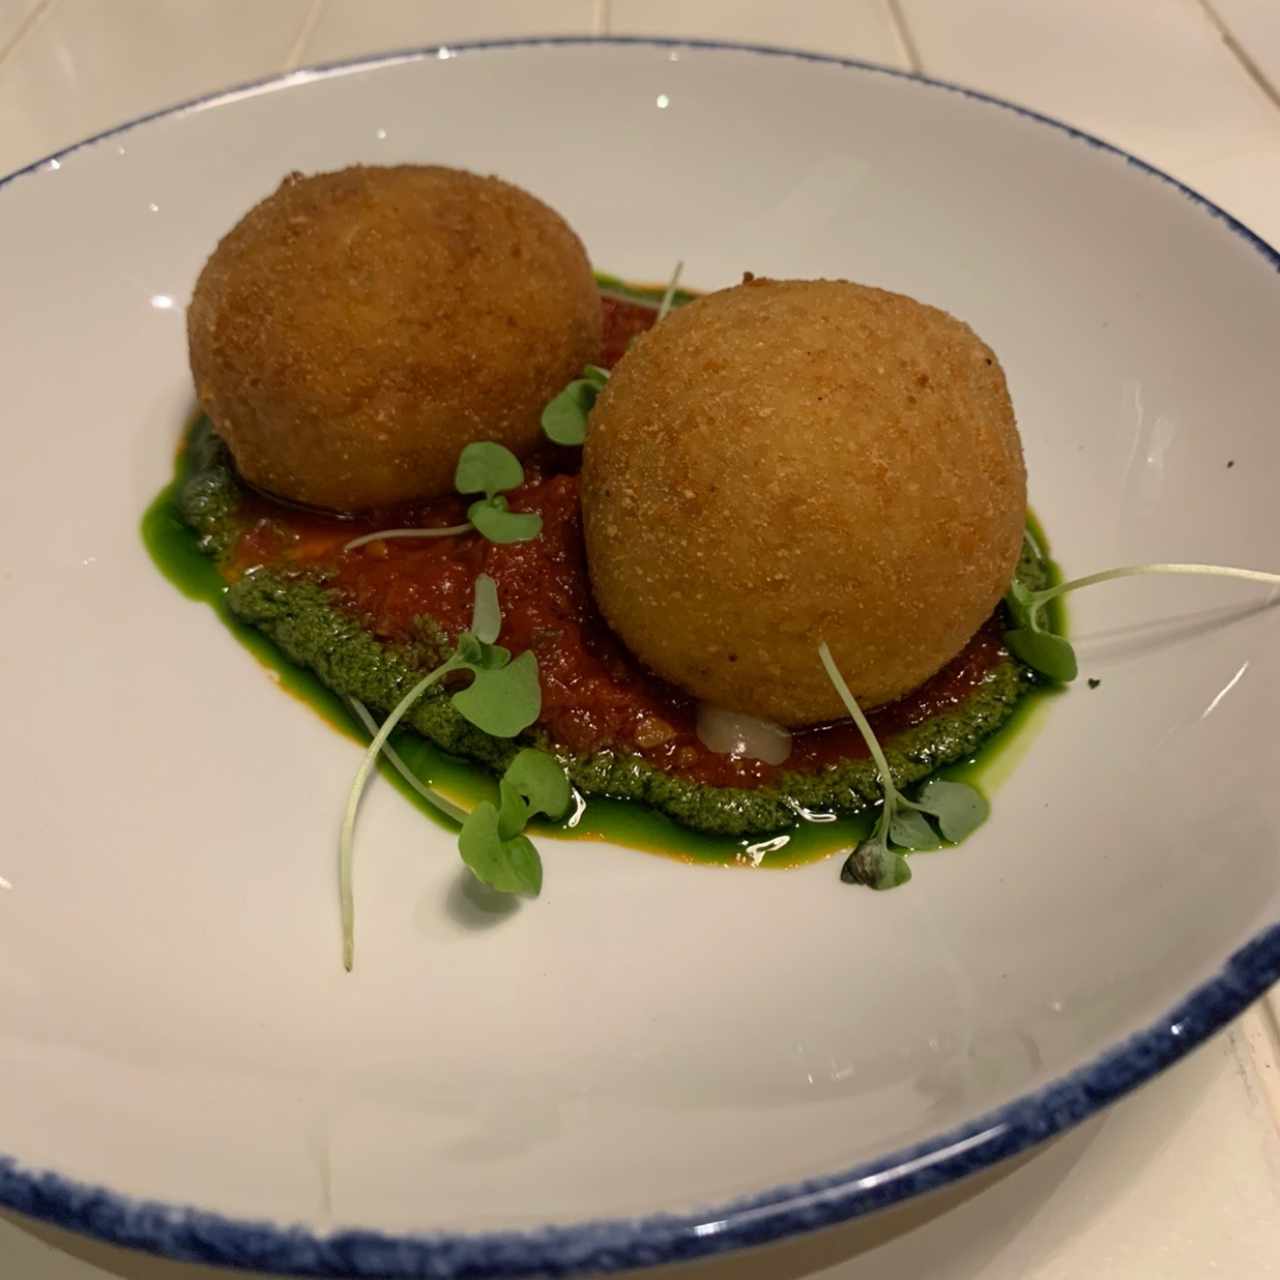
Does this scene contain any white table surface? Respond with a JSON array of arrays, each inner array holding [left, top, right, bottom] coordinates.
[[2, 2, 1279, 1277]]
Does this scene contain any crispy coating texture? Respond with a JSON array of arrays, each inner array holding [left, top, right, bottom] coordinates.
[[187, 165, 601, 510], [580, 278, 1027, 726]]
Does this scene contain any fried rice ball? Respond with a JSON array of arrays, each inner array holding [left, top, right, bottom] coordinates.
[[187, 165, 601, 510], [580, 277, 1027, 727]]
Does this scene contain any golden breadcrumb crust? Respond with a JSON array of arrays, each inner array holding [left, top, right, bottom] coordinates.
[[580, 277, 1027, 726], [188, 164, 601, 510]]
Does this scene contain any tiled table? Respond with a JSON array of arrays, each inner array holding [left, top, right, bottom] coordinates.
[[2, 2, 1279, 1276]]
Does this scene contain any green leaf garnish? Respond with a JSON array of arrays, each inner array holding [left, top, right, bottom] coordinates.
[[1004, 628, 1078, 682], [459, 803, 543, 896], [818, 641, 989, 891], [539, 359, 615, 447], [912, 778, 991, 843], [451, 650, 541, 738], [541, 378, 598, 446], [539, 263, 684, 448], [542, 265, 688, 449], [497, 778, 529, 841], [888, 806, 945, 852], [1002, 558, 1280, 683], [455, 441, 525, 498], [841, 832, 911, 889], [454, 632, 486, 667], [458, 636, 511, 671], [449, 441, 541, 543], [346, 442, 543, 554], [502, 747, 572, 824], [466, 496, 543, 544], [459, 748, 569, 894], [339, 576, 545, 969]]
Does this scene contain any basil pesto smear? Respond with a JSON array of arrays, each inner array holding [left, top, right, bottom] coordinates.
[[143, 412, 1061, 871]]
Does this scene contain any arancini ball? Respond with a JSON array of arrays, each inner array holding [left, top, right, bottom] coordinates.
[[580, 277, 1027, 727], [187, 165, 601, 510]]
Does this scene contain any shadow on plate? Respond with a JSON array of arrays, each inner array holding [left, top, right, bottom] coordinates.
[[1075, 597, 1278, 665], [429, 869, 523, 934]]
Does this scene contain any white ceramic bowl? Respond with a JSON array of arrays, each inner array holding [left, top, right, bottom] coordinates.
[[1, 38, 1277, 1277]]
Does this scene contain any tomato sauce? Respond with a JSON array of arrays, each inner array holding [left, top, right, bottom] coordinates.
[[226, 293, 1009, 790]]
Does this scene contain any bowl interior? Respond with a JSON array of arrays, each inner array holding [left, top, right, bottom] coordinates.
[[0, 42, 1277, 1236]]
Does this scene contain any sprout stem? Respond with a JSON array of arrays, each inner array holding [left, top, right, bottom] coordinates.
[[339, 660, 458, 970], [657, 260, 685, 322], [818, 641, 898, 806], [348, 698, 469, 825], [344, 524, 473, 553], [1030, 562, 1280, 624]]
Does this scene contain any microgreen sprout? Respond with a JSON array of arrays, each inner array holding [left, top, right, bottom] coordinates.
[[656, 259, 685, 322], [344, 442, 540, 554], [344, 523, 473, 553], [1006, 560, 1280, 683], [541, 367, 607, 446], [459, 749, 571, 895], [339, 573, 542, 969], [540, 262, 687, 446], [454, 442, 543, 544], [818, 642, 989, 890]]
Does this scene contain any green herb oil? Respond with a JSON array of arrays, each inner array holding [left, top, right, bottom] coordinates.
[[144, 436, 1059, 872]]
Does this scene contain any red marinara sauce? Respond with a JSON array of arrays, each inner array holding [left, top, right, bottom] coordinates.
[[228, 291, 1009, 790]]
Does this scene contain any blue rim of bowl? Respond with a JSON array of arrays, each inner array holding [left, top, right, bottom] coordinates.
[[3, 34, 1279, 1277]]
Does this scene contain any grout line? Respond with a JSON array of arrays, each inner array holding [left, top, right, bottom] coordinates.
[[1241, 1000, 1280, 1141], [285, 0, 328, 71], [1260, 991, 1280, 1054], [593, 0, 610, 38], [1199, 0, 1280, 112], [0, 0, 60, 68], [885, 0, 922, 74]]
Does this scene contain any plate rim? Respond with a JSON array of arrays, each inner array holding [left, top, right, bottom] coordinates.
[[3, 34, 1279, 1277]]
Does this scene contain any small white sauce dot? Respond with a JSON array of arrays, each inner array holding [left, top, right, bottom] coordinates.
[[375, 128, 387, 141], [668, 51, 680, 62], [0, 875, 12, 891], [45, 158, 61, 172], [149, 294, 175, 311], [147, 202, 159, 213], [656, 93, 670, 109], [436, 46, 454, 60]]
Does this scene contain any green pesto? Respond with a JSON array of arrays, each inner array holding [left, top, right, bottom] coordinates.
[[177, 415, 243, 558], [157, 418, 1052, 843], [149, 453, 857, 865], [231, 564, 1034, 837]]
